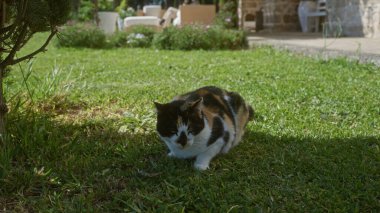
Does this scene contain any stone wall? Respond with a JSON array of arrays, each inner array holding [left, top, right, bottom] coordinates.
[[238, 0, 261, 28], [239, 0, 300, 31], [327, 0, 380, 37], [238, 0, 380, 37], [262, 0, 299, 31]]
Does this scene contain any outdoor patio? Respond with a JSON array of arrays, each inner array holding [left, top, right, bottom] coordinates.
[[239, 0, 380, 65], [240, 0, 380, 38], [248, 32, 380, 65]]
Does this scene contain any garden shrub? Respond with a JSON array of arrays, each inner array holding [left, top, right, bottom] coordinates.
[[153, 25, 212, 50], [57, 23, 107, 48], [108, 31, 129, 47], [108, 25, 157, 48], [207, 26, 248, 50], [57, 24, 247, 50], [153, 25, 247, 50], [151, 26, 175, 50]]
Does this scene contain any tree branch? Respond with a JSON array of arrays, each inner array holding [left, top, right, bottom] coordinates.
[[10, 29, 57, 65], [0, 24, 14, 35], [17, 31, 33, 49], [0, 23, 28, 70], [0, 1, 28, 47]]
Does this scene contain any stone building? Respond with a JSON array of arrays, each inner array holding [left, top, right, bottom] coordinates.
[[239, 0, 380, 37], [327, 0, 380, 37]]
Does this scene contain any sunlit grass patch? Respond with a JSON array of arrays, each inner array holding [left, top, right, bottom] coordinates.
[[1, 33, 379, 212]]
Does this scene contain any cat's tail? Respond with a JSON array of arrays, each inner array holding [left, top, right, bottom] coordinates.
[[247, 105, 255, 121]]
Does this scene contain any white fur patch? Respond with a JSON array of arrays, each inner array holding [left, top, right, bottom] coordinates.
[[162, 117, 212, 159]]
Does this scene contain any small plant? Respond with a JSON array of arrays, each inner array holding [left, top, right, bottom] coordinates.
[[98, 0, 114, 11], [215, 0, 239, 29], [117, 7, 136, 19], [116, 0, 136, 19], [76, 0, 95, 22], [115, 0, 128, 17], [56, 23, 107, 48], [125, 7, 137, 17], [107, 25, 157, 48], [128, 26, 156, 40], [108, 26, 156, 48], [124, 26, 156, 48]]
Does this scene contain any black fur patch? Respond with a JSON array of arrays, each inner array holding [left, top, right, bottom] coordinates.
[[227, 91, 245, 115], [156, 100, 204, 137], [177, 132, 187, 146], [201, 86, 225, 96], [188, 110, 204, 135], [207, 117, 224, 146], [156, 100, 184, 137]]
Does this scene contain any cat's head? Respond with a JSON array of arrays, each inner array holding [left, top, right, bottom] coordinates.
[[154, 98, 204, 149]]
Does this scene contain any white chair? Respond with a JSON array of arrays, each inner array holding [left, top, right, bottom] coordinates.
[[161, 7, 178, 27], [143, 5, 162, 18], [124, 7, 178, 29], [124, 5, 162, 29], [305, 0, 327, 32]]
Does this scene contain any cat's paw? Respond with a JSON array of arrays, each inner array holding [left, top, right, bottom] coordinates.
[[167, 152, 175, 157], [194, 163, 209, 171], [220, 147, 230, 154]]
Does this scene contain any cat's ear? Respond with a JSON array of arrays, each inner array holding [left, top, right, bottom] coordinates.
[[181, 98, 203, 111], [154, 102, 164, 112], [190, 97, 203, 110]]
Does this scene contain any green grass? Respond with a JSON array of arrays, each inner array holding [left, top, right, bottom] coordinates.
[[1, 33, 379, 212]]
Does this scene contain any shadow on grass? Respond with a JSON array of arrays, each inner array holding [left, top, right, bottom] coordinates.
[[0, 109, 164, 210], [1, 110, 379, 211]]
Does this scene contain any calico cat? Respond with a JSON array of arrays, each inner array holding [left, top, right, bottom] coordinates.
[[154, 86, 254, 170]]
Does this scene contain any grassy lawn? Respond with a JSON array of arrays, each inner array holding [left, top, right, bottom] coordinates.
[[1, 33, 379, 212]]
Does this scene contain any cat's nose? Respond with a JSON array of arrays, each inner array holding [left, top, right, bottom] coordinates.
[[176, 132, 187, 147]]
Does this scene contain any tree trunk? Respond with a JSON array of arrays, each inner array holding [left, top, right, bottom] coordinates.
[[1, 0, 5, 25], [0, 0, 7, 142], [71, 0, 81, 18], [93, 0, 99, 26], [0, 69, 7, 142]]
